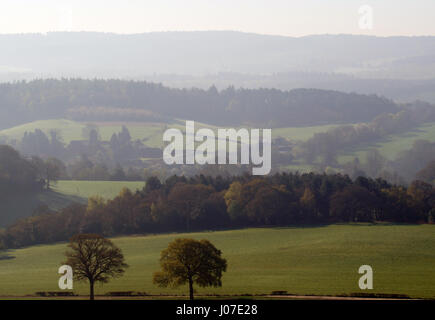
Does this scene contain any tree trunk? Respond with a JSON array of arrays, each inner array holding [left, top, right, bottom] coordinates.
[[188, 277, 194, 300], [46, 168, 50, 189], [90, 280, 95, 300]]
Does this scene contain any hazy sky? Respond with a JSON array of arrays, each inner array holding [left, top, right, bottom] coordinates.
[[0, 0, 434, 37]]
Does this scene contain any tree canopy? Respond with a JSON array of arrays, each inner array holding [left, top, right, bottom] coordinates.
[[153, 238, 227, 300]]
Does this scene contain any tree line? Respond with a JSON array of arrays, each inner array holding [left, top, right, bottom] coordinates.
[[0, 79, 399, 129], [1, 125, 162, 181], [1, 173, 433, 249], [6, 125, 161, 169], [3, 128, 266, 182], [0, 145, 52, 194]]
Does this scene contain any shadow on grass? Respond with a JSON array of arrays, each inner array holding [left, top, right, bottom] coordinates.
[[38, 189, 87, 209], [0, 189, 87, 228], [0, 250, 16, 261]]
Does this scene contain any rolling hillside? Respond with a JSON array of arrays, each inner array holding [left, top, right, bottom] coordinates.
[[337, 121, 435, 164], [0, 118, 340, 146], [0, 180, 145, 227], [0, 119, 169, 149], [3, 118, 435, 172], [279, 122, 435, 172]]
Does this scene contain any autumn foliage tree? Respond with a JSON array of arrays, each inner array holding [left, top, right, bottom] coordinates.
[[330, 185, 381, 222], [167, 183, 215, 231], [153, 238, 227, 300], [63, 234, 128, 300]]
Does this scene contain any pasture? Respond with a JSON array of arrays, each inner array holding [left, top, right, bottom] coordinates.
[[0, 224, 434, 299]]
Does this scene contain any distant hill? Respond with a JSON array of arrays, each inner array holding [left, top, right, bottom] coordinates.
[[1, 31, 435, 79], [141, 72, 435, 104]]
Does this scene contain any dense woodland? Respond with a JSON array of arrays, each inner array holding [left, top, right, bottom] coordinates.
[[0, 79, 398, 129], [0, 145, 46, 194], [1, 173, 434, 249]]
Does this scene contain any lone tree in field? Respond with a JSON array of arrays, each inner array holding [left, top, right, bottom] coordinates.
[[64, 234, 128, 300], [44, 157, 63, 189], [153, 238, 227, 300]]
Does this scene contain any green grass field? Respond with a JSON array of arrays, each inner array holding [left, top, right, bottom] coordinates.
[[0, 118, 222, 149], [0, 119, 85, 143], [53, 180, 145, 200], [1, 224, 434, 298], [0, 119, 170, 148]]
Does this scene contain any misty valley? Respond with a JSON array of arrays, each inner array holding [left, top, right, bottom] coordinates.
[[0, 28, 434, 303]]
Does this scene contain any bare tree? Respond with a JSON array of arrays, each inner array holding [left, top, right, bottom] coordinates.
[[44, 157, 64, 189], [64, 234, 128, 300]]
